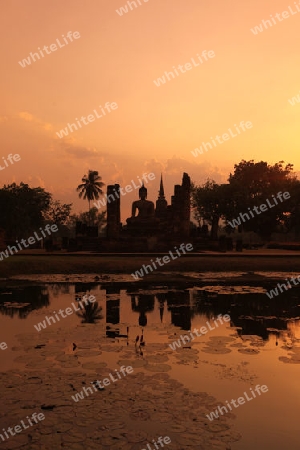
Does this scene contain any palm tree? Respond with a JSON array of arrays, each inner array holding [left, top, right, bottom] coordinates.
[[76, 301, 103, 323], [76, 171, 105, 223]]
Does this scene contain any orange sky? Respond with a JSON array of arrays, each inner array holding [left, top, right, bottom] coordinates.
[[1, 0, 300, 221]]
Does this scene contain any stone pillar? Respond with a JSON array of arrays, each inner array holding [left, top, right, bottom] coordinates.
[[106, 184, 120, 239], [170, 174, 190, 238], [181, 173, 191, 238]]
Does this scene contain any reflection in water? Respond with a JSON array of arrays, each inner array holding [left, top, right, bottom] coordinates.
[[0, 286, 50, 319], [75, 282, 98, 295], [166, 291, 193, 331], [74, 283, 98, 304], [2, 283, 300, 342], [156, 293, 165, 323], [49, 284, 71, 298], [76, 301, 103, 323], [192, 288, 300, 340], [106, 287, 120, 338], [131, 294, 155, 326]]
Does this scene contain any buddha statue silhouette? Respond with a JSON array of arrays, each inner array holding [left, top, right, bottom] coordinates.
[[126, 183, 156, 225]]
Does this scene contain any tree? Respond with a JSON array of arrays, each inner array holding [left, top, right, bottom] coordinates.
[[282, 180, 300, 237], [69, 207, 106, 234], [228, 160, 296, 239], [192, 180, 233, 240], [43, 200, 72, 226], [76, 171, 105, 223], [0, 183, 51, 240]]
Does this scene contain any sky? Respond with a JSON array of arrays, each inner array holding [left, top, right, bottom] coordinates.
[[1, 0, 300, 221]]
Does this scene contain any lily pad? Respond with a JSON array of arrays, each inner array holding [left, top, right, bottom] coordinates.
[[144, 363, 171, 372], [117, 359, 146, 368], [238, 348, 260, 355], [202, 347, 232, 354], [81, 361, 107, 369]]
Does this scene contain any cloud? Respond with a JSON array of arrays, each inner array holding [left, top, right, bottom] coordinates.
[[18, 112, 34, 121], [25, 175, 46, 188], [54, 135, 108, 160], [18, 111, 53, 131], [63, 144, 104, 159], [143, 156, 226, 185], [143, 159, 165, 177], [103, 162, 124, 184]]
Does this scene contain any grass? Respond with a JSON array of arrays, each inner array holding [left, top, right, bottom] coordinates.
[[0, 254, 300, 279]]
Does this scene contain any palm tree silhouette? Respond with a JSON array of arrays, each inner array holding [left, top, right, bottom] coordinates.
[[76, 171, 105, 224], [76, 301, 103, 323]]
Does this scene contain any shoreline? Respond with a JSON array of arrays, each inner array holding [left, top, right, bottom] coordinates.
[[0, 252, 300, 285]]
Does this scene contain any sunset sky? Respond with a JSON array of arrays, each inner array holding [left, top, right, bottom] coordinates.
[[1, 0, 300, 221]]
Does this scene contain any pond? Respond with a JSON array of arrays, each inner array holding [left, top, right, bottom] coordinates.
[[0, 280, 299, 449]]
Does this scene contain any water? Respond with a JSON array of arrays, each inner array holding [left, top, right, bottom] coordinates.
[[1, 281, 299, 449]]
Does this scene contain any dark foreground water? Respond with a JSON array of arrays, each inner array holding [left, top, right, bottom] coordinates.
[[1, 280, 300, 450]]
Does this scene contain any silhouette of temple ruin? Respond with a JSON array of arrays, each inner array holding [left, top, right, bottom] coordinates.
[[105, 172, 191, 251]]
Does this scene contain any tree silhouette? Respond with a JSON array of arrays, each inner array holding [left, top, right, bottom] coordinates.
[[0, 183, 51, 240], [192, 180, 233, 240], [76, 301, 103, 323], [192, 160, 298, 240], [70, 207, 106, 233], [43, 199, 72, 226], [76, 171, 105, 224], [228, 160, 296, 239]]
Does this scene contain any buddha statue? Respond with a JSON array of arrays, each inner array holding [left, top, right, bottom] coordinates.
[[126, 184, 156, 225]]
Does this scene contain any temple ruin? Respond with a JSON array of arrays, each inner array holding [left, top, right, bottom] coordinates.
[[104, 172, 191, 251]]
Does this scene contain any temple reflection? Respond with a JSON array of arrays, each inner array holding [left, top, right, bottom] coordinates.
[[105, 287, 120, 337], [131, 294, 155, 326], [1, 283, 300, 342], [156, 293, 166, 323], [166, 291, 193, 331]]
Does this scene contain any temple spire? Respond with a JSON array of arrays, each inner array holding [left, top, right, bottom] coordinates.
[[158, 174, 165, 199], [155, 173, 167, 217]]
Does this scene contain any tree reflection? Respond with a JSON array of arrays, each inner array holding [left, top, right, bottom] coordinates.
[[76, 301, 103, 323], [0, 286, 50, 319]]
